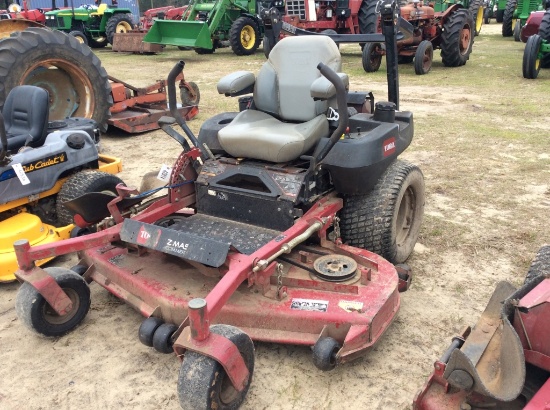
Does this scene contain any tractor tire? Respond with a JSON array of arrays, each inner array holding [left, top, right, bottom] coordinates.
[[484, 7, 490, 24], [69, 30, 88, 46], [56, 170, 124, 226], [538, 10, 550, 68], [524, 245, 550, 284], [496, 9, 504, 23], [230, 16, 260, 56], [16, 267, 91, 337], [362, 42, 383, 72], [513, 19, 521, 41], [0, 28, 112, 132], [194, 47, 215, 54], [468, 0, 484, 36], [262, 36, 272, 59], [105, 13, 135, 45], [340, 160, 425, 264], [502, 0, 516, 37], [177, 325, 254, 410], [88, 36, 108, 49], [358, 0, 378, 34], [414, 40, 433, 75], [523, 34, 542, 79], [441, 9, 474, 67]]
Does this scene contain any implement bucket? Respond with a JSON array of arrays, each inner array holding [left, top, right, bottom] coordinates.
[[143, 20, 213, 49]]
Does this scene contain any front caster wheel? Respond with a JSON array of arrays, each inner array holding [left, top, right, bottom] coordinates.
[[139, 317, 163, 347], [15, 267, 91, 337], [178, 324, 255, 410], [153, 323, 178, 354], [312, 337, 341, 371]]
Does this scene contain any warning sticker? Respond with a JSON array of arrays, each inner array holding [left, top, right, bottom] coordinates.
[[290, 298, 328, 312], [338, 301, 364, 313]]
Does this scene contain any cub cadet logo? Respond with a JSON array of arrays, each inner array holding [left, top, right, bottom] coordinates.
[[23, 153, 67, 173], [383, 137, 396, 157], [136, 226, 151, 245]]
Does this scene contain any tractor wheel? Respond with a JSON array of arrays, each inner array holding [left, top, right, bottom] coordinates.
[[524, 245, 550, 284], [194, 47, 215, 54], [414, 40, 433, 75], [468, 0, 484, 36], [321, 29, 339, 48], [139, 317, 164, 347], [496, 9, 504, 23], [484, 7, 490, 24], [513, 19, 521, 41], [0, 28, 112, 131], [69, 30, 88, 46], [362, 42, 383, 72], [358, 0, 378, 34], [88, 36, 108, 49], [105, 13, 135, 45], [340, 160, 425, 264], [56, 171, 124, 226], [177, 324, 254, 410], [152, 323, 178, 354], [312, 337, 340, 371], [262, 36, 272, 59], [441, 9, 474, 67], [523, 34, 542, 79], [15, 267, 91, 337], [502, 0, 516, 37], [538, 10, 550, 68], [180, 81, 200, 106], [230, 16, 260, 56]]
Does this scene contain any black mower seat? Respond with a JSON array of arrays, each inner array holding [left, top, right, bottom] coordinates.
[[1, 85, 49, 152]]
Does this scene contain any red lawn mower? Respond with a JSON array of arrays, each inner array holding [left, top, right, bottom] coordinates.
[[13, 2, 424, 407]]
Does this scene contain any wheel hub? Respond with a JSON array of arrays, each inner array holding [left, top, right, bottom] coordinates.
[[313, 255, 357, 282]]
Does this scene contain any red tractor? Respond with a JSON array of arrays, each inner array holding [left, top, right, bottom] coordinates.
[[362, 2, 475, 75], [140, 5, 188, 31], [0, 0, 48, 24]]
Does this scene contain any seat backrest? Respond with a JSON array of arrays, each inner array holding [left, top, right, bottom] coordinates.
[[254, 36, 341, 122], [3, 85, 49, 151]]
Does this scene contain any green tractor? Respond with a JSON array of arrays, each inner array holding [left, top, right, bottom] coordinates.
[[483, 0, 508, 23], [502, 0, 546, 40], [143, 0, 262, 55], [432, 0, 485, 35], [44, 1, 135, 48]]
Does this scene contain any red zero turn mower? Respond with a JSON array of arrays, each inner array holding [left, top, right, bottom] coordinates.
[[14, 3, 424, 407], [414, 245, 550, 410]]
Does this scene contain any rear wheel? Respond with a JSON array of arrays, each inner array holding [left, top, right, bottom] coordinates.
[[358, 0, 378, 49], [502, 0, 516, 37], [441, 9, 474, 67], [538, 10, 550, 68], [414, 40, 433, 75], [523, 34, 542, 79], [362, 42, 383, 72], [105, 13, 135, 45], [230, 16, 260, 56], [88, 36, 108, 48], [15, 268, 91, 337], [484, 7, 491, 24], [524, 245, 550, 284], [496, 9, 504, 23], [56, 171, 124, 226], [69, 30, 88, 45], [180, 81, 200, 106], [177, 325, 254, 410], [340, 160, 425, 264], [468, 0, 484, 35], [513, 19, 521, 41]]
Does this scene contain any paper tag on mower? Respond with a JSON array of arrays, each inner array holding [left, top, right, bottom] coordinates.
[[12, 163, 30, 185], [157, 164, 172, 182]]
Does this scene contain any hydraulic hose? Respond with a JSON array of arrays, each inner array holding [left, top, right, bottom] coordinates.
[[314, 62, 349, 164]]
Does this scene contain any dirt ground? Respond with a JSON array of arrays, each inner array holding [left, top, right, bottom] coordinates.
[[1, 23, 549, 409]]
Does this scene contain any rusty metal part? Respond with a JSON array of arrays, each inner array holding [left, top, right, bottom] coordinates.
[[112, 32, 163, 54], [312, 254, 357, 282]]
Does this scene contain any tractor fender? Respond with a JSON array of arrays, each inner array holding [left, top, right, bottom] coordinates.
[[0, 19, 46, 39], [241, 13, 263, 33], [439, 4, 465, 25]]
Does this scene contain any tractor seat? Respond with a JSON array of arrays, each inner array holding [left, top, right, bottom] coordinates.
[[1, 85, 49, 152], [217, 36, 346, 163], [90, 3, 108, 16]]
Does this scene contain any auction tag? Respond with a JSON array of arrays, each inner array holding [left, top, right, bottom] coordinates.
[[12, 163, 30, 185], [157, 164, 172, 182]]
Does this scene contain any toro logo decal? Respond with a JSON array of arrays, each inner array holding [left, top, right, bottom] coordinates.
[[137, 226, 151, 245], [383, 137, 396, 157]]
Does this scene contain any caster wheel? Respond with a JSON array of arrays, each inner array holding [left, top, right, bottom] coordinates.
[[139, 317, 163, 347], [312, 337, 341, 371], [178, 324, 255, 409], [153, 323, 178, 354]]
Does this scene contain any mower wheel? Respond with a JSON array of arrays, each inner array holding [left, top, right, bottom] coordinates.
[[468, 0, 484, 36], [0, 28, 112, 132], [362, 42, 383, 72], [56, 171, 124, 226], [312, 337, 340, 371], [502, 0, 516, 37], [441, 9, 474, 67], [70, 264, 88, 276], [15, 267, 91, 337], [69, 30, 88, 46], [230, 16, 260, 56], [414, 40, 433, 75], [152, 323, 178, 354], [178, 324, 254, 410], [180, 81, 200, 106], [524, 245, 550, 284], [523, 34, 542, 79], [105, 13, 135, 45], [138, 317, 164, 347], [340, 160, 425, 264]]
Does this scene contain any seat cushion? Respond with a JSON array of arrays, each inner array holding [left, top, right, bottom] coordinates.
[[218, 110, 329, 163]]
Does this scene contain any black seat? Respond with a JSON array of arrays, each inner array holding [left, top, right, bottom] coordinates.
[[1, 85, 49, 152]]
